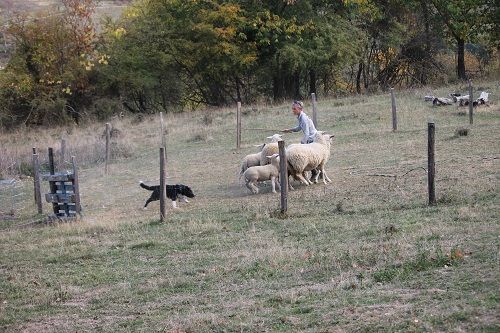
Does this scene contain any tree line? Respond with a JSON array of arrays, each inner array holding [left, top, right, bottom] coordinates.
[[0, 0, 497, 127]]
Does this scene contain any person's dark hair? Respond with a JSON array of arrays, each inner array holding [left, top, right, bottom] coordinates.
[[292, 101, 304, 109]]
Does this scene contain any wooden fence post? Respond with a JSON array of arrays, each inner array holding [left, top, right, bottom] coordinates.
[[468, 80, 473, 125], [32, 147, 42, 214], [236, 102, 242, 149], [159, 147, 167, 222], [48, 148, 59, 214], [428, 122, 436, 206], [391, 88, 397, 131], [160, 112, 166, 148], [105, 123, 111, 175], [71, 156, 81, 216], [311, 93, 318, 128], [278, 140, 288, 213]]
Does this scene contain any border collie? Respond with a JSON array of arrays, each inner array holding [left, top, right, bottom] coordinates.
[[139, 181, 195, 208]]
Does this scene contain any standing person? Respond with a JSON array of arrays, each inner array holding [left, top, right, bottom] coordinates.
[[282, 100, 317, 143], [282, 100, 319, 181]]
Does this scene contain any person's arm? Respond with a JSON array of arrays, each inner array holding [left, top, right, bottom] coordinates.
[[282, 120, 301, 133], [290, 124, 301, 132]]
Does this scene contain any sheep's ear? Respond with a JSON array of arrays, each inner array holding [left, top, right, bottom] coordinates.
[[266, 136, 273, 139], [329, 135, 335, 139]]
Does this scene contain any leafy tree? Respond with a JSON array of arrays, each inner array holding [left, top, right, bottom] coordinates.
[[429, 0, 496, 80], [100, 0, 257, 110], [0, 0, 105, 126]]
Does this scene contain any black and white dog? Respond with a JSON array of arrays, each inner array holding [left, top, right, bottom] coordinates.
[[140, 181, 195, 209]]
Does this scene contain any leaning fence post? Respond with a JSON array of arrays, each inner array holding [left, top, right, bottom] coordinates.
[[48, 148, 59, 214], [160, 112, 166, 148], [468, 80, 473, 125], [428, 122, 436, 206], [71, 156, 81, 216], [311, 93, 318, 128], [32, 147, 42, 214], [236, 101, 242, 149], [391, 88, 397, 131], [105, 123, 111, 175], [278, 140, 288, 213], [159, 147, 167, 222]]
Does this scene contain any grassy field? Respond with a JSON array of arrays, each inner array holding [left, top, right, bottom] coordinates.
[[0, 81, 499, 332]]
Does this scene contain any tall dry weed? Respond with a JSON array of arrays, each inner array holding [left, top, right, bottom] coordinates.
[[0, 120, 137, 179]]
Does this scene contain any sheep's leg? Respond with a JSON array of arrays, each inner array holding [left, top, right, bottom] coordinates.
[[245, 180, 255, 193], [324, 171, 332, 183], [271, 176, 280, 193], [312, 169, 321, 184], [303, 172, 313, 185], [270, 176, 277, 193], [248, 181, 259, 194], [320, 166, 332, 184], [296, 173, 310, 186]]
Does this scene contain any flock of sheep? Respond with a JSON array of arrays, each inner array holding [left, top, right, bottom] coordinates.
[[239, 132, 335, 194]]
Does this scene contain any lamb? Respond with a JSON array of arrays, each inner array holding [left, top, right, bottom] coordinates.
[[239, 134, 282, 177], [259, 134, 282, 165], [286, 132, 334, 186], [243, 154, 281, 194], [239, 143, 265, 178]]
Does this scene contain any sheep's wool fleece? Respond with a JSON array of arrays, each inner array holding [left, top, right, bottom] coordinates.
[[286, 139, 331, 172], [260, 142, 280, 165]]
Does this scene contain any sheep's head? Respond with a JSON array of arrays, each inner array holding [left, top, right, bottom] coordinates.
[[267, 153, 280, 166], [266, 134, 283, 142], [313, 132, 334, 146], [254, 143, 266, 152]]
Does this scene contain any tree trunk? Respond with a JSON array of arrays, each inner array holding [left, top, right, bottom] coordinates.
[[293, 71, 300, 99], [421, 0, 431, 85], [309, 69, 316, 94], [457, 37, 466, 80], [235, 76, 241, 102], [356, 62, 363, 94]]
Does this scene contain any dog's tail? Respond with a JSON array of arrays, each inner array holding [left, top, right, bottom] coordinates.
[[139, 181, 154, 191]]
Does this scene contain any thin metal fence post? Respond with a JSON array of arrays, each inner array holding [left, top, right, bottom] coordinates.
[[160, 147, 167, 222], [428, 122, 436, 205], [32, 147, 42, 214], [71, 156, 81, 216], [468, 80, 473, 125], [105, 123, 111, 175], [278, 140, 288, 213]]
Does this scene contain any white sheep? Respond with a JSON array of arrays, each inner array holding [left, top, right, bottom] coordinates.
[[239, 134, 282, 178], [286, 132, 334, 186], [259, 133, 282, 165], [239, 143, 265, 178], [244, 154, 281, 194]]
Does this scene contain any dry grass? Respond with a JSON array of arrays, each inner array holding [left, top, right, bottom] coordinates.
[[0, 81, 499, 332]]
